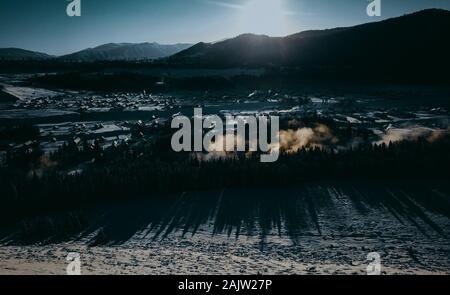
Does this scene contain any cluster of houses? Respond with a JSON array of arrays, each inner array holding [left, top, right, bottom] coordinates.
[[12, 91, 176, 113]]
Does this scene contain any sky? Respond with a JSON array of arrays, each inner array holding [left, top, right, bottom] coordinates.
[[1, 0, 450, 55]]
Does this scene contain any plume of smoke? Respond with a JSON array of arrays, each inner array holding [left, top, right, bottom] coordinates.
[[375, 127, 450, 145], [273, 124, 338, 153], [427, 127, 450, 142]]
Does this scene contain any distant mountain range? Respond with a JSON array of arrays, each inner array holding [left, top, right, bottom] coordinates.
[[1, 8, 449, 82], [0, 43, 192, 61], [59, 42, 192, 61], [0, 48, 54, 61], [169, 9, 450, 77]]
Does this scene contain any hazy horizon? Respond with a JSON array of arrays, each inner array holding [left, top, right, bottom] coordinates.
[[1, 0, 450, 55]]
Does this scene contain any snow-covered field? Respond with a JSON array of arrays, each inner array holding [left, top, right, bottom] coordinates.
[[0, 232, 448, 275], [0, 83, 61, 101], [1, 185, 449, 275]]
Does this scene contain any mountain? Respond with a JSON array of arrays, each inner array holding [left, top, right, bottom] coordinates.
[[59, 42, 192, 61], [0, 43, 193, 62], [169, 9, 450, 80], [0, 48, 54, 61]]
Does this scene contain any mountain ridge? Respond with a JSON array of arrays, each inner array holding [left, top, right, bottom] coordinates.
[[0, 43, 193, 61], [59, 42, 193, 61], [0, 48, 54, 61], [1, 8, 449, 76], [169, 8, 450, 71]]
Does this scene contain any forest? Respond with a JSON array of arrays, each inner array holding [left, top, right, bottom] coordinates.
[[1, 124, 449, 226]]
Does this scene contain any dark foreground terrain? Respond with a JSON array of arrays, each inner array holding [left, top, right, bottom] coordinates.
[[1, 182, 449, 274]]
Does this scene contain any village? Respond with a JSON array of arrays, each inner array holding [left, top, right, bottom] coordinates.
[[1, 72, 450, 170]]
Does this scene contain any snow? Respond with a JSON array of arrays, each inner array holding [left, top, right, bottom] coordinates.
[[0, 185, 449, 275], [0, 84, 61, 101]]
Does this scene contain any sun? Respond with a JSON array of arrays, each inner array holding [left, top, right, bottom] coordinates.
[[238, 0, 290, 36]]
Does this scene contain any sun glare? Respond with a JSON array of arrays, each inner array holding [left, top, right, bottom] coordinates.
[[238, 0, 289, 36]]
